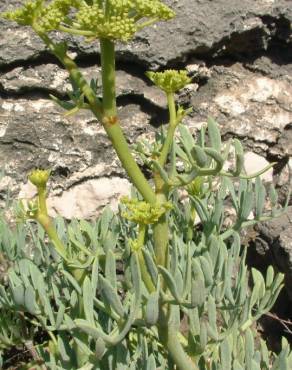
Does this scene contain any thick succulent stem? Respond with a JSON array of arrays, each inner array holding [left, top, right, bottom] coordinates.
[[100, 38, 116, 117], [99, 39, 156, 204], [158, 307, 197, 370], [158, 92, 177, 167], [36, 212, 67, 260], [37, 31, 156, 204]]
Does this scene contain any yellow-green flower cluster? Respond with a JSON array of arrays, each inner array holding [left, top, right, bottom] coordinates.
[[2, 0, 175, 42], [1, 0, 76, 31], [133, 0, 175, 20], [38, 0, 73, 31], [76, 3, 137, 41], [28, 169, 51, 189], [2, 0, 43, 26], [121, 196, 172, 225], [146, 70, 191, 93]]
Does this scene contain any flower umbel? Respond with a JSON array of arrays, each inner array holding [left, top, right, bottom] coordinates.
[[146, 70, 191, 93], [2, 0, 175, 41], [28, 169, 51, 189], [121, 196, 172, 225]]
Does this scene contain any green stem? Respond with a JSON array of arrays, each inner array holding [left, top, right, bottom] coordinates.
[[99, 39, 156, 204], [100, 39, 117, 117], [153, 192, 169, 268], [153, 93, 177, 268], [158, 308, 197, 370], [37, 187, 48, 215], [36, 31, 155, 204], [36, 213, 67, 260], [136, 225, 155, 293], [158, 92, 177, 167]]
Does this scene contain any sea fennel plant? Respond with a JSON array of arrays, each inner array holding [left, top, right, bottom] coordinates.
[[0, 1, 291, 369]]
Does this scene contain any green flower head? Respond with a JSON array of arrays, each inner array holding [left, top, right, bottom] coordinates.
[[2, 0, 175, 42], [28, 169, 51, 188], [146, 70, 191, 93], [121, 196, 172, 225]]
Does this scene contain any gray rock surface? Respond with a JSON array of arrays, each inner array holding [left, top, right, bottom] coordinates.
[[256, 207, 292, 300], [0, 0, 291, 219]]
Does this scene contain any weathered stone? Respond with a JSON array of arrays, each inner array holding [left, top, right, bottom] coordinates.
[[0, 0, 291, 220], [187, 63, 292, 157], [0, 0, 291, 69], [257, 207, 292, 300], [244, 152, 274, 182]]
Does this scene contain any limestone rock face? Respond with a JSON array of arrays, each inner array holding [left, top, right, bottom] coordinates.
[[0, 0, 291, 220], [256, 207, 292, 300]]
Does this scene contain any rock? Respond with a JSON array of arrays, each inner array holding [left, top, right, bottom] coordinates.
[[47, 177, 131, 219], [256, 207, 292, 300], [0, 0, 291, 219], [188, 62, 292, 157], [244, 152, 274, 182], [0, 1, 291, 69], [17, 164, 131, 219]]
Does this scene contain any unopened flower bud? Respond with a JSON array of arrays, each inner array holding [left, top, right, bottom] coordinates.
[[146, 70, 191, 93], [28, 169, 51, 188]]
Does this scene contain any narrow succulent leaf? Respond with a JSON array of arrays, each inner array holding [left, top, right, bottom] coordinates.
[[200, 321, 208, 349], [142, 249, 158, 285], [191, 279, 206, 307], [245, 329, 254, 370], [191, 145, 208, 167], [151, 160, 170, 184], [170, 236, 179, 276], [192, 259, 205, 282], [179, 125, 196, 152], [73, 337, 94, 357], [265, 265, 274, 288], [239, 190, 254, 220], [182, 245, 192, 299], [24, 285, 38, 315], [18, 259, 30, 286], [255, 177, 266, 219], [207, 117, 221, 152], [199, 256, 213, 287], [105, 250, 117, 289], [207, 296, 218, 336], [99, 275, 124, 318], [12, 284, 25, 306], [204, 147, 224, 169], [61, 270, 82, 295], [233, 139, 244, 176], [91, 256, 99, 294], [146, 354, 156, 370], [251, 268, 265, 300], [145, 291, 159, 326], [83, 276, 95, 325], [75, 319, 111, 343], [189, 195, 209, 223], [211, 198, 223, 229], [220, 337, 232, 370], [233, 360, 244, 370], [207, 323, 219, 341], [175, 269, 184, 297], [260, 339, 270, 366], [158, 266, 181, 302], [269, 184, 278, 206], [130, 251, 142, 300], [197, 125, 206, 147], [55, 303, 66, 329], [173, 141, 190, 163], [225, 178, 239, 211], [95, 337, 106, 360], [57, 335, 70, 362]]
